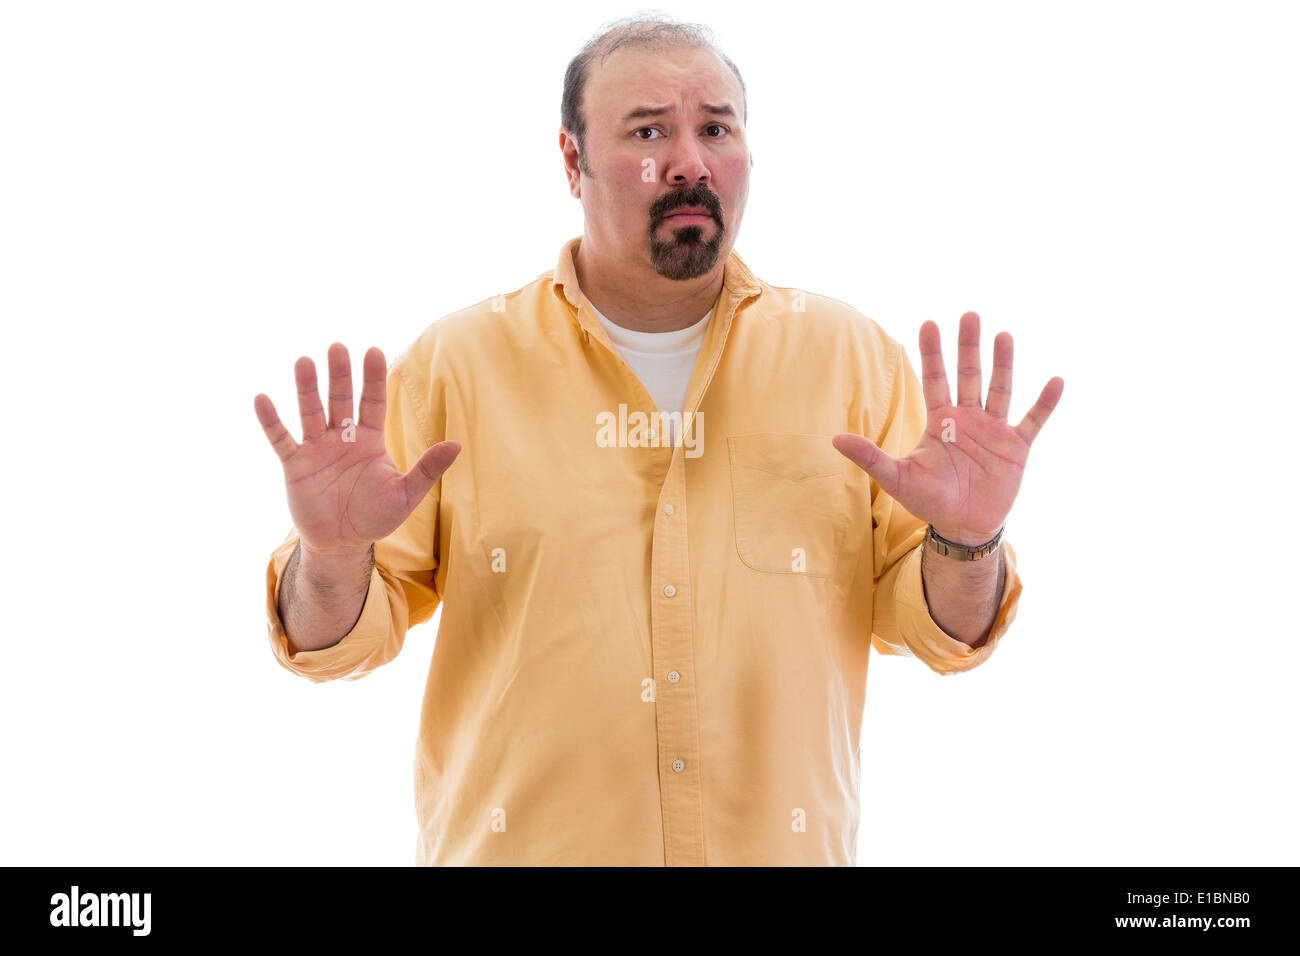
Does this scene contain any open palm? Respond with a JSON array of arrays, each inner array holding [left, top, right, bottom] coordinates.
[[833, 312, 1063, 545], [254, 343, 460, 555]]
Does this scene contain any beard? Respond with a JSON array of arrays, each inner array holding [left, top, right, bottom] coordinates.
[[649, 221, 725, 280], [647, 184, 727, 280]]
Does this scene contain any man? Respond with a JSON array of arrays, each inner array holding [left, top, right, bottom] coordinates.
[[253, 15, 1063, 866]]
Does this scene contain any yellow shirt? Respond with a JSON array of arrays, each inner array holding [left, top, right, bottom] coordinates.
[[264, 236, 1023, 866]]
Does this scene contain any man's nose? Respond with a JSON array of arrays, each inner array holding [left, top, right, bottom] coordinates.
[[665, 139, 710, 185]]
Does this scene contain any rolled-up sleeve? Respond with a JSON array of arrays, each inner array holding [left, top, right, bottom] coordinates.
[[264, 355, 443, 683], [868, 340, 1024, 675]]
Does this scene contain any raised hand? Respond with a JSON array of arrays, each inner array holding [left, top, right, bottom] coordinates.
[[832, 312, 1063, 545], [254, 343, 460, 556]]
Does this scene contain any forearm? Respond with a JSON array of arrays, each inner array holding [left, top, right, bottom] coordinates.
[[919, 540, 1006, 647], [277, 541, 375, 653]]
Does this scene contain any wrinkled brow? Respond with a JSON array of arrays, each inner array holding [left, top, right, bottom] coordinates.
[[621, 103, 737, 123]]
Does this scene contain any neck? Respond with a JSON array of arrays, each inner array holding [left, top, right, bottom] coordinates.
[[574, 236, 725, 333]]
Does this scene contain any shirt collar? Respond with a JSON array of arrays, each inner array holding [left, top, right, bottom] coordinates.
[[551, 235, 762, 342], [589, 299, 713, 354]]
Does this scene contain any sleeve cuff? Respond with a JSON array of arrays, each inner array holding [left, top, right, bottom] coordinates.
[[265, 539, 396, 683], [891, 539, 1023, 675]]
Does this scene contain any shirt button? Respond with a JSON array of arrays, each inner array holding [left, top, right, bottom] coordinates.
[[667, 670, 680, 683], [664, 503, 675, 516], [672, 759, 685, 773], [663, 584, 676, 598]]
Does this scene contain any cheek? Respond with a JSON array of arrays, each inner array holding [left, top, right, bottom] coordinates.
[[631, 155, 657, 180], [604, 162, 654, 221], [717, 157, 749, 204], [612, 156, 654, 191], [722, 154, 750, 186]]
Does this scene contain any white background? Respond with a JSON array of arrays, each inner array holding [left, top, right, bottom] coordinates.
[[2, 0, 1296, 866]]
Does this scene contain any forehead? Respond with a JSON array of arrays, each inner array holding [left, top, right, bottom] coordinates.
[[583, 44, 742, 126]]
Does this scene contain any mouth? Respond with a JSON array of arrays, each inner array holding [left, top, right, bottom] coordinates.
[[662, 207, 716, 225]]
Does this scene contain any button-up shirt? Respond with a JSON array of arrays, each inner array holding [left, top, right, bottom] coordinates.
[[264, 236, 1023, 866]]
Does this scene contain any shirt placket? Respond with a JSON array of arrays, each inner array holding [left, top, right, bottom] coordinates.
[[567, 259, 759, 867], [649, 448, 705, 865], [646, 282, 758, 866]]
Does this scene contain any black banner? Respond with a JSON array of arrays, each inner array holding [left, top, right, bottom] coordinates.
[[6, 866, 1291, 943]]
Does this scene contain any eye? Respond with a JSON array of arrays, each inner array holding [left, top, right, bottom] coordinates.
[[634, 127, 663, 141], [704, 124, 728, 137]]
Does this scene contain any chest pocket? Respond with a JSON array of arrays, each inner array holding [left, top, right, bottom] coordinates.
[[727, 433, 850, 578]]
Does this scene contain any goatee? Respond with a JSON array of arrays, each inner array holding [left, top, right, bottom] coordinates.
[[649, 223, 725, 280]]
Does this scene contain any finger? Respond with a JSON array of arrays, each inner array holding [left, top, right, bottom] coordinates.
[[1015, 376, 1065, 447], [956, 311, 982, 408], [403, 440, 462, 511], [254, 393, 299, 462], [327, 342, 353, 429], [918, 321, 951, 412], [294, 356, 327, 439], [358, 347, 387, 431], [832, 433, 902, 499], [985, 331, 1013, 421]]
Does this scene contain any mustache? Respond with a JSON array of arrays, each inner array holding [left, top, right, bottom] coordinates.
[[650, 187, 724, 225]]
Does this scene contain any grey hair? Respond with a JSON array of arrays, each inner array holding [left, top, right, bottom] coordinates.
[[560, 12, 748, 175]]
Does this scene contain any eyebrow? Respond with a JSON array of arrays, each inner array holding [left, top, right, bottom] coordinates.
[[621, 103, 737, 123]]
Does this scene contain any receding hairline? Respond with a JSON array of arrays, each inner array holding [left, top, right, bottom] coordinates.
[[561, 15, 748, 157]]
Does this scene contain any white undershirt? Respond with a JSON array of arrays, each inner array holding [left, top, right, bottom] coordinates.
[[587, 298, 712, 428]]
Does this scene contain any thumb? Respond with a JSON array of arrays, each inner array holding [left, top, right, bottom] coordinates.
[[832, 433, 900, 498], [402, 440, 462, 508]]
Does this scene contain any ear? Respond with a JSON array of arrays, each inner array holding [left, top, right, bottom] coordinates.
[[559, 129, 582, 198]]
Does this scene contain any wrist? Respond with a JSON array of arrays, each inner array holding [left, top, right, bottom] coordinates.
[[929, 524, 1003, 548], [298, 541, 375, 580], [300, 539, 374, 561], [925, 523, 1005, 563]]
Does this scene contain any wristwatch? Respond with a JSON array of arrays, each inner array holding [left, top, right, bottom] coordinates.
[[925, 524, 1004, 561]]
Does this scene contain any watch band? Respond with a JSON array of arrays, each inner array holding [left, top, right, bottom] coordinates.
[[925, 524, 1004, 561]]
